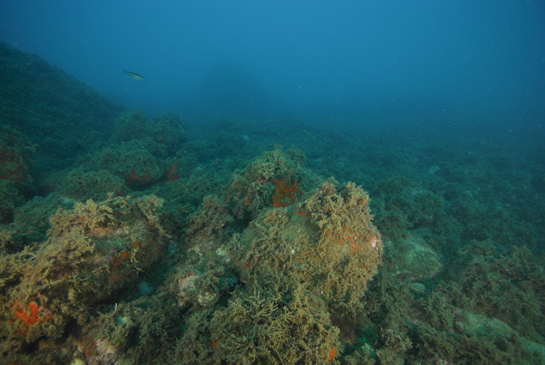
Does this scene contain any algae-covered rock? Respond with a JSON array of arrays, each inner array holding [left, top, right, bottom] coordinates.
[[63, 109, 189, 194], [372, 176, 445, 240], [9, 193, 61, 246], [177, 273, 217, 307], [0, 43, 125, 176], [98, 141, 167, 187], [441, 240, 545, 343], [0, 125, 35, 223], [169, 148, 382, 364], [462, 309, 545, 358], [0, 180, 26, 224], [111, 110, 155, 144], [226, 146, 318, 219], [384, 230, 442, 281], [112, 110, 186, 154], [63, 168, 129, 201], [0, 194, 170, 344], [209, 284, 341, 365], [411, 306, 545, 364], [236, 181, 382, 310]]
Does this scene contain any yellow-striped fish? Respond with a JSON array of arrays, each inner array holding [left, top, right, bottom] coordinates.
[[123, 69, 146, 81]]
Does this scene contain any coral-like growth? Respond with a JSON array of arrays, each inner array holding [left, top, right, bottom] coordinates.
[[13, 302, 53, 328], [272, 179, 298, 207], [225, 146, 316, 219]]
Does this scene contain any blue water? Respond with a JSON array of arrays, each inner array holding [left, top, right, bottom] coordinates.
[[1, 0, 543, 129]]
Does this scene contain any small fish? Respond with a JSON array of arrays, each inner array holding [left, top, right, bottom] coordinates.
[[123, 69, 146, 81]]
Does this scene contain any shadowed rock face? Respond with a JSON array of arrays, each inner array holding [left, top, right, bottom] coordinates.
[[0, 42, 126, 177]]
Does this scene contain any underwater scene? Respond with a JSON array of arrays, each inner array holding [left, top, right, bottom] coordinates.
[[1, 1, 544, 364]]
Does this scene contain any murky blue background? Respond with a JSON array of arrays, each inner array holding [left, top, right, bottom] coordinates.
[[1, 0, 544, 138]]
